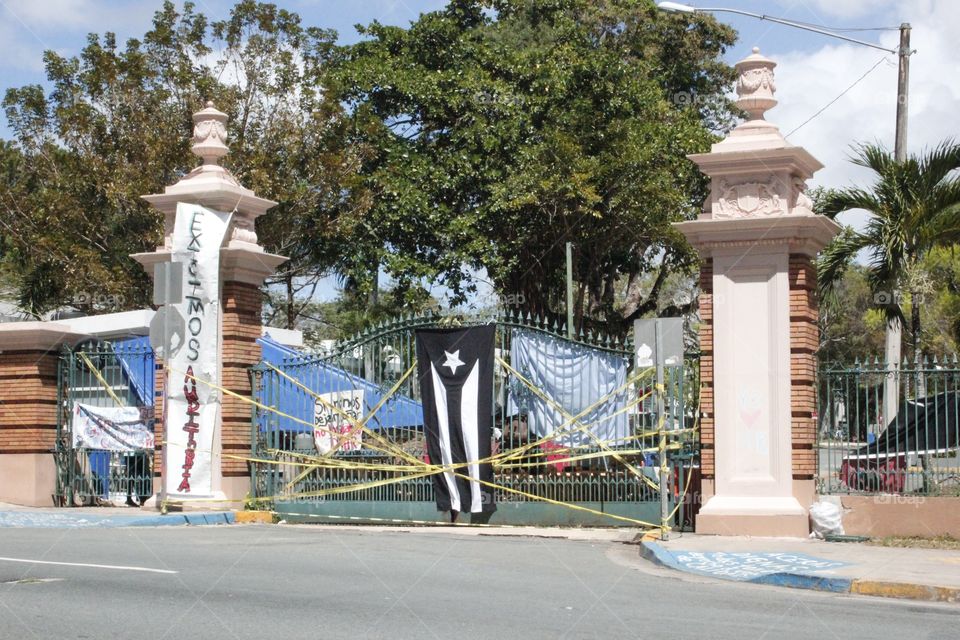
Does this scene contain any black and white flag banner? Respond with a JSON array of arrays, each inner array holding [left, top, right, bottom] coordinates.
[[416, 326, 496, 514]]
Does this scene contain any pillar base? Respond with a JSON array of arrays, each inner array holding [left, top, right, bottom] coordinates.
[[696, 496, 809, 537], [0, 453, 56, 507], [140, 489, 240, 512]]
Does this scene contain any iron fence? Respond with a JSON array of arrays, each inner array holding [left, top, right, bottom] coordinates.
[[54, 340, 156, 506], [818, 357, 960, 496], [251, 311, 700, 528]]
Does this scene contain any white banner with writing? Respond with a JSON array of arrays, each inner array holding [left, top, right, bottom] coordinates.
[[73, 403, 155, 452], [164, 202, 232, 497], [314, 390, 364, 454]]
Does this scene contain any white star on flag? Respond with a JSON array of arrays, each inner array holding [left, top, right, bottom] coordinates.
[[441, 350, 465, 374]]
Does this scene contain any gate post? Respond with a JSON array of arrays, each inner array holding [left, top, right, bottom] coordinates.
[[0, 325, 83, 505], [674, 49, 840, 536], [133, 102, 286, 507]]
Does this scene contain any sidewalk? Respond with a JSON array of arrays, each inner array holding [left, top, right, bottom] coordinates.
[[641, 533, 960, 603], [0, 502, 235, 528]]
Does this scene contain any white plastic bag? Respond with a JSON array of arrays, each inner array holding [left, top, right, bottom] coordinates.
[[809, 500, 844, 539]]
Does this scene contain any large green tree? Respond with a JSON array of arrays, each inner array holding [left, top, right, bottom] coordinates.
[[921, 246, 960, 355], [817, 263, 886, 365], [265, 286, 440, 347], [818, 140, 960, 361], [332, 0, 736, 334], [0, 1, 366, 321]]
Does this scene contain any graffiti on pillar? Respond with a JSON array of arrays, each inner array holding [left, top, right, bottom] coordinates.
[[165, 202, 232, 497]]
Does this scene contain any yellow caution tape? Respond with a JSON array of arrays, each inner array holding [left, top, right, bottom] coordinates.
[[77, 351, 125, 407]]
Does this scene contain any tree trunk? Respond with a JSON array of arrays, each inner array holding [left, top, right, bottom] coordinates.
[[369, 268, 379, 307], [910, 296, 921, 361], [285, 273, 295, 330], [912, 294, 926, 398]]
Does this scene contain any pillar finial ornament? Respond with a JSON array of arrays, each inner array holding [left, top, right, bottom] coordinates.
[[735, 47, 777, 121], [191, 101, 230, 166], [140, 98, 278, 251]]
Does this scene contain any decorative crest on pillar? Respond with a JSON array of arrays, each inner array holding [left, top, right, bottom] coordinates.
[[735, 47, 777, 121]]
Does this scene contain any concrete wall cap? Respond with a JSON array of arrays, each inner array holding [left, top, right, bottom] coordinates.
[[0, 322, 87, 351]]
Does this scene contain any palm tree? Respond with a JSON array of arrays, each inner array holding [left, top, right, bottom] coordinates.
[[818, 140, 960, 363]]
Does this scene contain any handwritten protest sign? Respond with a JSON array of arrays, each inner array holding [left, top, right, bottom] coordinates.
[[314, 390, 364, 454]]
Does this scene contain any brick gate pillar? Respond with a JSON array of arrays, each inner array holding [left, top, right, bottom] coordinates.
[[674, 48, 840, 536], [0, 325, 83, 505], [218, 261, 280, 498], [133, 102, 285, 508]]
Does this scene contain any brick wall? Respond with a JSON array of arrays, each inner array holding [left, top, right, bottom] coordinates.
[[698, 259, 714, 478], [220, 280, 263, 477], [789, 255, 818, 480], [0, 350, 60, 454]]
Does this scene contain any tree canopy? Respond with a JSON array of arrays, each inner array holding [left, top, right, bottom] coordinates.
[[1, 1, 368, 320], [1, 0, 737, 336], [332, 0, 737, 334]]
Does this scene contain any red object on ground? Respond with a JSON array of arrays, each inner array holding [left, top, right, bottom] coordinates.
[[840, 455, 907, 493]]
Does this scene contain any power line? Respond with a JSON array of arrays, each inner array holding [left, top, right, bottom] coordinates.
[[785, 56, 889, 138], [785, 19, 900, 33]]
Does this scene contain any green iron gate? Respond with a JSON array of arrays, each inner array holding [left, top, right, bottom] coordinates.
[[250, 311, 698, 528], [54, 340, 156, 507]]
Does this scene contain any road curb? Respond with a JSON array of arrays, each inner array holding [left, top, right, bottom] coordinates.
[[0, 510, 236, 528], [147, 512, 236, 527], [234, 511, 273, 524], [850, 579, 960, 603], [640, 539, 958, 603]]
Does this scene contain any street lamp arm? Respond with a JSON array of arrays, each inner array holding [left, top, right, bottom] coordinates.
[[657, 3, 897, 54], [706, 8, 897, 53]]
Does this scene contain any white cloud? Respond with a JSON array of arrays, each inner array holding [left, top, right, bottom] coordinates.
[[760, 0, 959, 227]]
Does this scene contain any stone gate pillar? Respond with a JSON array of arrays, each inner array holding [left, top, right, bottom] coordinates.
[[674, 49, 840, 536], [133, 102, 286, 507]]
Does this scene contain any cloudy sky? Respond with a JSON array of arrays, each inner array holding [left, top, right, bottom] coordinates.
[[1, 0, 956, 301]]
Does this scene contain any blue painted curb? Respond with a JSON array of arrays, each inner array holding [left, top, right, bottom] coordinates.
[[0, 511, 236, 528], [750, 571, 851, 593], [640, 540, 853, 594]]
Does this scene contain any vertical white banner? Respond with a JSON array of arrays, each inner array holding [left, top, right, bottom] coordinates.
[[164, 202, 232, 498]]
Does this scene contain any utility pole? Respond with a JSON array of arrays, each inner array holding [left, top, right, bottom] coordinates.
[[884, 23, 911, 428], [894, 24, 911, 162]]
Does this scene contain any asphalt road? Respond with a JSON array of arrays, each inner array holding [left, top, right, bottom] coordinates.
[[0, 525, 956, 640]]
